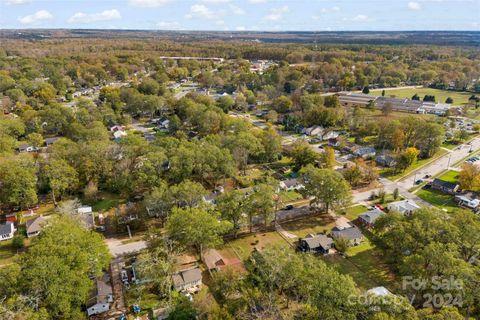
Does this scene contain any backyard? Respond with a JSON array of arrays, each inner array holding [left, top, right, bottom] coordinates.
[[416, 188, 458, 212]]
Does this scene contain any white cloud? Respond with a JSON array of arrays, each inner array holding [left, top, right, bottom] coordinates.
[[236, 26, 246, 31], [18, 10, 52, 24], [351, 14, 369, 22], [5, 0, 32, 5], [185, 4, 216, 19], [68, 9, 121, 24], [321, 6, 340, 13], [408, 1, 421, 10], [201, 0, 230, 3], [156, 21, 181, 29], [230, 4, 245, 15], [215, 20, 225, 25], [264, 5, 289, 21], [128, 0, 173, 8], [249, 0, 267, 3]]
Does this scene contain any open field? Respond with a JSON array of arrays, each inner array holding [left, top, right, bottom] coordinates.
[[369, 88, 473, 105], [416, 188, 458, 212], [323, 239, 398, 291]]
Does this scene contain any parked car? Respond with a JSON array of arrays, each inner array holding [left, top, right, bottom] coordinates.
[[415, 179, 424, 185], [284, 204, 294, 210]]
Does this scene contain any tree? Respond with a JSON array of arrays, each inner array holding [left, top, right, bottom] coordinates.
[[382, 102, 393, 116], [17, 216, 110, 318], [273, 95, 293, 113], [217, 95, 235, 113], [290, 140, 319, 171], [324, 95, 340, 108], [334, 237, 350, 254], [362, 87, 370, 94], [43, 159, 79, 206], [393, 187, 399, 200], [166, 207, 232, 259], [321, 146, 336, 169], [382, 89, 386, 96], [0, 158, 37, 209], [260, 126, 282, 162], [249, 183, 276, 228], [216, 190, 247, 237], [302, 165, 351, 213], [446, 97, 453, 104], [458, 163, 480, 191], [412, 93, 420, 101], [396, 147, 419, 172], [26, 133, 44, 149]]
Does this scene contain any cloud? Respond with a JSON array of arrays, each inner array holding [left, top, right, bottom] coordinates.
[[18, 10, 53, 24], [351, 14, 369, 22], [215, 20, 225, 25], [201, 0, 230, 3], [185, 4, 216, 19], [68, 9, 121, 24], [408, 1, 421, 10], [230, 4, 245, 15], [128, 0, 173, 8], [156, 21, 181, 29], [249, 0, 267, 3], [264, 5, 289, 21], [5, 0, 32, 5], [321, 6, 340, 13]]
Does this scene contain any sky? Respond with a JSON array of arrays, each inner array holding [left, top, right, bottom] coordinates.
[[0, 0, 479, 31]]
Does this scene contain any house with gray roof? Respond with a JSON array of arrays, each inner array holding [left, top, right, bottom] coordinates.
[[86, 272, 113, 317], [25, 216, 48, 238], [359, 208, 385, 227], [0, 222, 15, 241], [298, 233, 334, 254], [387, 200, 420, 215], [331, 224, 364, 246], [172, 267, 202, 292]]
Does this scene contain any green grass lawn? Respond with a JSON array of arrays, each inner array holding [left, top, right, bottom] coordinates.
[[369, 88, 472, 105], [339, 205, 369, 221], [91, 193, 121, 212], [280, 214, 336, 238], [381, 149, 448, 181], [226, 231, 289, 260], [438, 170, 459, 183], [0, 240, 15, 266], [323, 240, 398, 291], [416, 188, 458, 212], [279, 190, 302, 203]]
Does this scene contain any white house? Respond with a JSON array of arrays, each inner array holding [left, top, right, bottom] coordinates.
[[77, 206, 92, 214], [0, 222, 15, 241], [172, 267, 202, 293], [279, 178, 305, 191], [387, 200, 420, 215]]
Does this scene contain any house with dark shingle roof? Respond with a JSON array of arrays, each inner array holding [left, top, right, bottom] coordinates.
[[431, 178, 459, 195], [298, 233, 334, 254], [0, 222, 15, 241]]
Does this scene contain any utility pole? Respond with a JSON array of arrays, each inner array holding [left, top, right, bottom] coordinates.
[[447, 153, 452, 169]]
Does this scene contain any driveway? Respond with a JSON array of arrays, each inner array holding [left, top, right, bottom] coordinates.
[[105, 238, 147, 257]]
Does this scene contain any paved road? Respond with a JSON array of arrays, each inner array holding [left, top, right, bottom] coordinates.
[[105, 238, 147, 257], [396, 137, 480, 190]]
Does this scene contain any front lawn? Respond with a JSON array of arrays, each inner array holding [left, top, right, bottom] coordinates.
[[339, 205, 368, 221], [279, 214, 336, 238], [416, 188, 458, 212], [279, 190, 303, 203], [438, 170, 459, 183]]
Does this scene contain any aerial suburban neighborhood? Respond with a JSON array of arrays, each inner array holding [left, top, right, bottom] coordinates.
[[0, 1, 480, 319]]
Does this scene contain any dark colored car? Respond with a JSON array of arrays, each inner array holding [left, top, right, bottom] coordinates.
[[284, 204, 294, 210]]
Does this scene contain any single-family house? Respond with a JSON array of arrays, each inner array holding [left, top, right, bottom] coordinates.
[[387, 200, 420, 215], [158, 118, 170, 129], [203, 249, 226, 272], [25, 216, 47, 238], [86, 273, 114, 317], [354, 147, 376, 159], [328, 138, 341, 148], [17, 144, 37, 153], [77, 206, 92, 214], [172, 267, 203, 292], [0, 222, 15, 241], [298, 233, 334, 254], [358, 208, 385, 228], [455, 193, 480, 210], [375, 155, 397, 167], [45, 137, 61, 146], [431, 179, 459, 194], [331, 225, 364, 246], [113, 130, 127, 140], [203, 192, 219, 205], [302, 126, 324, 137], [279, 178, 305, 191], [367, 286, 392, 297], [321, 130, 340, 141]]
